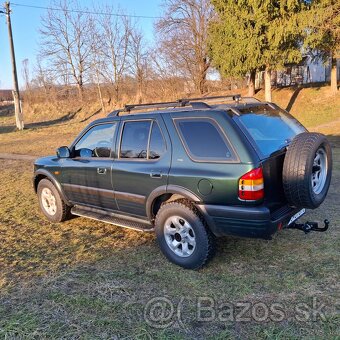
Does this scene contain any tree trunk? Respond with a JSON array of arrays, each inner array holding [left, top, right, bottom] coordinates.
[[331, 56, 338, 94], [197, 59, 209, 94], [264, 66, 272, 102], [198, 73, 206, 94], [136, 79, 143, 104], [199, 79, 205, 95], [77, 83, 83, 101], [114, 84, 119, 103], [97, 83, 105, 113], [135, 69, 144, 104], [248, 70, 256, 96]]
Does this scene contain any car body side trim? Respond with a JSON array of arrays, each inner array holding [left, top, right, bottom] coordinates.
[[63, 183, 115, 198], [114, 191, 145, 204], [62, 183, 146, 205]]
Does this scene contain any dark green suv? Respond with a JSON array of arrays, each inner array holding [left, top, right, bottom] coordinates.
[[33, 96, 332, 269]]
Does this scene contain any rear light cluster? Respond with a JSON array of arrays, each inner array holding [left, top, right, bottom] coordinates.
[[238, 167, 264, 201]]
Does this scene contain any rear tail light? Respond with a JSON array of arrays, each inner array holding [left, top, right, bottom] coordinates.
[[238, 167, 264, 201]]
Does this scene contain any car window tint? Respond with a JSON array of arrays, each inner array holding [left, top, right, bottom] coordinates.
[[120, 121, 151, 159], [149, 122, 166, 159], [75, 123, 116, 157], [175, 118, 234, 161], [237, 106, 306, 157]]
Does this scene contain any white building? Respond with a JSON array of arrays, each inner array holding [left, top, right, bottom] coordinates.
[[255, 57, 340, 88]]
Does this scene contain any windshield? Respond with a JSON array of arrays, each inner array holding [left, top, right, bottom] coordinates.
[[236, 105, 306, 158]]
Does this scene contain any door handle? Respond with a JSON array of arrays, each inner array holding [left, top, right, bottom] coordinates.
[[97, 168, 107, 175], [150, 171, 162, 179]]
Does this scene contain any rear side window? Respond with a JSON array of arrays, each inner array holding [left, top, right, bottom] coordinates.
[[119, 120, 166, 160], [174, 118, 235, 162], [120, 121, 151, 159], [237, 106, 306, 158], [149, 122, 166, 159]]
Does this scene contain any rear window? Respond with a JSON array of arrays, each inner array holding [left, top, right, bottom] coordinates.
[[174, 118, 235, 162], [237, 106, 306, 157]]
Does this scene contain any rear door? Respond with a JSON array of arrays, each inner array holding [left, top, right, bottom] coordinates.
[[234, 105, 306, 210], [112, 114, 171, 217]]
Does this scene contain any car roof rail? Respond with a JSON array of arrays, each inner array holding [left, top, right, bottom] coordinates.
[[179, 94, 241, 103], [107, 110, 122, 117], [124, 100, 187, 112], [106, 100, 196, 117], [106, 93, 249, 117]]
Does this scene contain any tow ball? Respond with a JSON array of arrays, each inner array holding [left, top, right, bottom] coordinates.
[[288, 219, 330, 234]]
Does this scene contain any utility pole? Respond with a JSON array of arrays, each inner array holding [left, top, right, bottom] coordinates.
[[3, 2, 24, 130]]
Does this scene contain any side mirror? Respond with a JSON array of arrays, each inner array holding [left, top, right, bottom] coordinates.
[[56, 146, 70, 158]]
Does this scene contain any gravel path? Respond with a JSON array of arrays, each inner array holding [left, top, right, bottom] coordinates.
[[0, 153, 37, 161]]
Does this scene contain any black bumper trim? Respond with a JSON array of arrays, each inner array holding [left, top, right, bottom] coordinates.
[[200, 204, 301, 239]]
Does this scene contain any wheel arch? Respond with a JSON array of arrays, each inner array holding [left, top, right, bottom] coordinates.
[[146, 185, 202, 220], [34, 169, 70, 205]]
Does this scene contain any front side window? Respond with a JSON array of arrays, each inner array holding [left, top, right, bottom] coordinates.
[[175, 118, 235, 162], [74, 123, 116, 158], [120, 121, 151, 159]]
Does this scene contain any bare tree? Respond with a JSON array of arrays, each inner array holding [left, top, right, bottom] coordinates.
[[33, 57, 47, 92], [89, 49, 106, 112], [39, 0, 94, 100], [21, 58, 30, 91], [156, 0, 214, 94], [96, 7, 132, 103], [129, 27, 149, 103], [149, 47, 183, 99]]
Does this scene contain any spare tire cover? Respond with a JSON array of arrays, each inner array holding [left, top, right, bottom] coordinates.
[[283, 132, 332, 209]]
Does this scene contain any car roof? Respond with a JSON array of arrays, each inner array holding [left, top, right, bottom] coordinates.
[[89, 100, 276, 127]]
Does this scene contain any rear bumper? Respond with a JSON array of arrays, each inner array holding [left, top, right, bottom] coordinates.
[[199, 204, 303, 239]]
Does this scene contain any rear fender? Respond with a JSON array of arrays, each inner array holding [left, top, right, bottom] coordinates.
[[146, 185, 216, 231]]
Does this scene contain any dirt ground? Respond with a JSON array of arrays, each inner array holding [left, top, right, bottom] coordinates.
[[0, 87, 339, 338]]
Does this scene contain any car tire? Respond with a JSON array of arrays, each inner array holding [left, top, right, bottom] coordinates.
[[154, 200, 216, 269], [37, 178, 71, 222], [283, 132, 332, 209]]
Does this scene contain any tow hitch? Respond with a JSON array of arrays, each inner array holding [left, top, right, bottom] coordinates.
[[288, 219, 330, 234]]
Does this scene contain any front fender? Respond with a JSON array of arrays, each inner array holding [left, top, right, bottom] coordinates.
[[33, 169, 70, 205]]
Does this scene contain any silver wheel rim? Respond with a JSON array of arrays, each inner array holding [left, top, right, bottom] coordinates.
[[312, 148, 328, 195], [163, 216, 196, 258], [41, 187, 57, 216]]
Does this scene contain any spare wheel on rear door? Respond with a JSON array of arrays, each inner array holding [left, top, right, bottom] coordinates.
[[283, 132, 332, 209]]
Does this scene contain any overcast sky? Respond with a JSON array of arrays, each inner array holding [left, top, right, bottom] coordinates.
[[0, 0, 162, 89]]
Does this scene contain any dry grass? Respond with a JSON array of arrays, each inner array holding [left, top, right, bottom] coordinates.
[[255, 85, 340, 129], [0, 155, 339, 338], [0, 85, 339, 338]]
